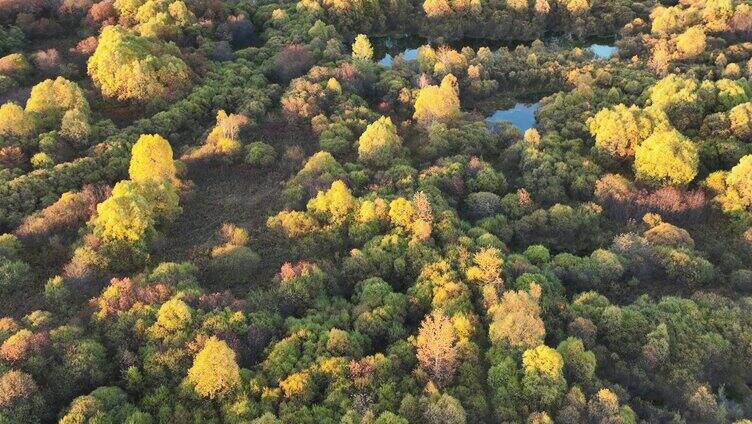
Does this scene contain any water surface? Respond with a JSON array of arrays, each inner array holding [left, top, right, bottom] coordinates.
[[373, 35, 617, 67], [485, 102, 540, 131]]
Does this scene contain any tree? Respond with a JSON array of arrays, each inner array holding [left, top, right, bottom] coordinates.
[[726, 155, 752, 209], [414, 74, 461, 125], [129, 134, 177, 184], [675, 26, 706, 59], [0, 103, 35, 138], [353, 277, 408, 344], [307, 180, 357, 224], [93, 192, 154, 243], [416, 309, 458, 384], [0, 370, 44, 424], [489, 283, 545, 348], [87, 25, 191, 102], [187, 337, 241, 400], [423, 394, 467, 424], [25, 77, 89, 129], [59, 386, 148, 424], [729, 102, 752, 142], [588, 105, 668, 160], [352, 34, 373, 61], [522, 345, 563, 378], [358, 116, 403, 168], [556, 337, 595, 384], [111, 179, 181, 225], [634, 130, 698, 186]]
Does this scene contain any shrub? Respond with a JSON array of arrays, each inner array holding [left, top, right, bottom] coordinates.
[[245, 142, 276, 167], [465, 192, 501, 220], [273, 44, 313, 83]]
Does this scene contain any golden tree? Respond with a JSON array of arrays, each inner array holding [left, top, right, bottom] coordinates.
[[357, 116, 403, 168], [351, 34, 373, 61], [416, 309, 458, 384], [88, 25, 191, 102], [187, 337, 241, 400], [634, 130, 698, 187], [413, 74, 461, 125], [675, 26, 706, 59], [729, 102, 752, 142], [129, 134, 177, 184], [489, 283, 545, 348], [522, 345, 563, 377]]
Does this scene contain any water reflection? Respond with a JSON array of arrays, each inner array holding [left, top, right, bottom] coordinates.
[[588, 43, 617, 59], [485, 102, 540, 131], [373, 35, 617, 67]]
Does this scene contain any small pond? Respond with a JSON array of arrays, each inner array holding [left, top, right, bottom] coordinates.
[[588, 43, 617, 59], [373, 35, 617, 68], [485, 102, 540, 132]]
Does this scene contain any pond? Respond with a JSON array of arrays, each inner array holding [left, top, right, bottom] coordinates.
[[588, 43, 617, 59], [373, 35, 618, 67], [485, 102, 540, 132]]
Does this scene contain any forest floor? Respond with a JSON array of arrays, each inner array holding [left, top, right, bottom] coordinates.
[[153, 121, 316, 294]]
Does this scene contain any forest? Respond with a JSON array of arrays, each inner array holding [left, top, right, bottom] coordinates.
[[0, 0, 751, 422]]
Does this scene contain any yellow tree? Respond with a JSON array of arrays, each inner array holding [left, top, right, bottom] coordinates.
[[587, 104, 669, 160], [725, 155, 752, 209], [357, 116, 403, 168], [129, 134, 177, 184], [416, 309, 458, 385], [351, 34, 373, 61], [306, 180, 357, 225], [187, 337, 241, 400], [729, 102, 752, 142], [634, 130, 698, 187], [489, 283, 545, 348], [0, 103, 36, 138], [522, 345, 563, 378], [93, 193, 154, 242], [88, 25, 191, 102], [414, 74, 460, 125], [25, 77, 89, 129]]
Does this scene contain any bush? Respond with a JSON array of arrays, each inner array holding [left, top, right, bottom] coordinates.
[[245, 142, 276, 167], [465, 192, 501, 220]]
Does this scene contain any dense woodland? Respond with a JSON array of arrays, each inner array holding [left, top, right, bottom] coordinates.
[[0, 0, 752, 422]]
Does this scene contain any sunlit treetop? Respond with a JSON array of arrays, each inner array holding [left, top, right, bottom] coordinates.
[[88, 25, 191, 103], [187, 337, 241, 400], [351, 34, 373, 61], [414, 74, 461, 125], [128, 134, 178, 184]]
